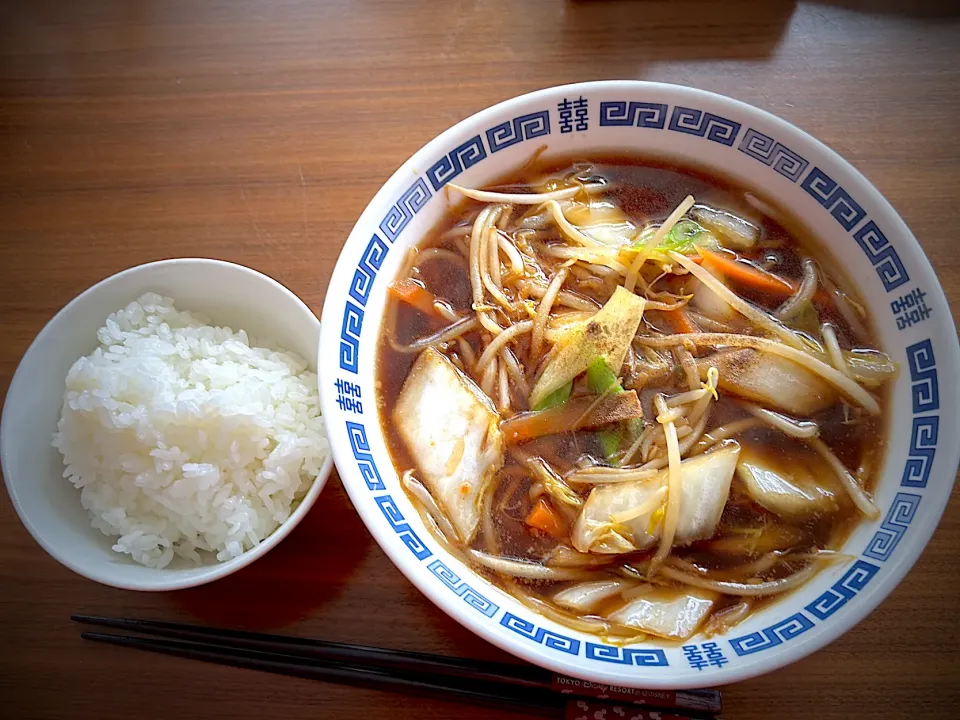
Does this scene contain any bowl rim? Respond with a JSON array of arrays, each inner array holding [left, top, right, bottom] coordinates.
[[322, 80, 960, 687], [1, 257, 334, 591]]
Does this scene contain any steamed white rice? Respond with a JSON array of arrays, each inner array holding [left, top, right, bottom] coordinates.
[[52, 293, 329, 568]]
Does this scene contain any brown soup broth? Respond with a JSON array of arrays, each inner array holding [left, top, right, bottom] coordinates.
[[376, 154, 889, 639]]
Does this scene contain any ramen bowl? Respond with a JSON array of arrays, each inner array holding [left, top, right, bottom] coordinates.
[[318, 82, 959, 687]]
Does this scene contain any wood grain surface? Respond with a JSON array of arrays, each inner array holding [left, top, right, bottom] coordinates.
[[2, 1, 959, 718]]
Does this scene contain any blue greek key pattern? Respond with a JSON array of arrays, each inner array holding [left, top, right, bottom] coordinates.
[[499, 612, 579, 655], [800, 167, 868, 233], [902, 338, 939, 488], [668, 106, 741, 146], [729, 613, 815, 656], [599, 101, 668, 129], [906, 339, 939, 413], [584, 644, 668, 666], [339, 301, 363, 373], [805, 560, 880, 621], [345, 421, 383, 490], [374, 494, 432, 561], [379, 178, 432, 242], [902, 415, 938, 488], [800, 167, 866, 231], [864, 493, 922, 561], [427, 559, 499, 618], [852, 220, 910, 292], [349, 233, 389, 307], [426, 135, 486, 191], [485, 110, 550, 153], [738, 128, 809, 182]]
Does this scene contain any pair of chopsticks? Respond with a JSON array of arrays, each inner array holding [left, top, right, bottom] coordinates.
[[72, 616, 722, 718]]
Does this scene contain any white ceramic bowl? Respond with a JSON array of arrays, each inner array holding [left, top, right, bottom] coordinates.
[[1, 258, 333, 591], [320, 81, 960, 688]]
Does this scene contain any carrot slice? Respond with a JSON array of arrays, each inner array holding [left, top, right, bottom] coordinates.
[[525, 498, 565, 539], [698, 248, 796, 297], [668, 308, 700, 334], [388, 279, 438, 317]]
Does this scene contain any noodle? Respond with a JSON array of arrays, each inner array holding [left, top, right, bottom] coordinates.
[[497, 232, 526, 275], [488, 227, 502, 288], [651, 395, 683, 573], [469, 207, 505, 332], [531, 267, 568, 361], [740, 401, 820, 438], [660, 558, 829, 597], [546, 200, 604, 247], [776, 258, 817, 320], [389, 316, 479, 354], [822, 323, 852, 378], [449, 182, 605, 205], [808, 437, 880, 518], [500, 347, 531, 400], [522, 279, 599, 312], [497, 358, 510, 412], [474, 320, 533, 374], [674, 346, 700, 392], [481, 227, 514, 311], [457, 337, 476, 370]]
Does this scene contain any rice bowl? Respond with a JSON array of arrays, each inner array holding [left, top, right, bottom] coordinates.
[[1, 258, 333, 590], [53, 293, 328, 569]]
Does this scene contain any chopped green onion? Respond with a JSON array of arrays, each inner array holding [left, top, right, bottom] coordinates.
[[597, 428, 622, 463], [586, 357, 622, 395], [662, 219, 708, 252], [534, 380, 573, 411], [632, 219, 718, 255]]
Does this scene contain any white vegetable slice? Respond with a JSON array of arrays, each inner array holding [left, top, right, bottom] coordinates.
[[699, 349, 837, 416], [563, 198, 638, 247], [553, 579, 632, 613], [735, 447, 838, 519], [692, 277, 738, 323], [692, 204, 759, 249], [394, 348, 503, 543], [571, 443, 740, 554], [607, 586, 718, 640]]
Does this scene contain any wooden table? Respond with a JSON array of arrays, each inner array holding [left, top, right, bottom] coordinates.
[[2, 1, 958, 717]]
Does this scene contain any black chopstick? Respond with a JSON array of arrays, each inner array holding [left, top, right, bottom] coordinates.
[[79, 631, 553, 714], [72, 616, 722, 717], [71, 614, 549, 688]]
